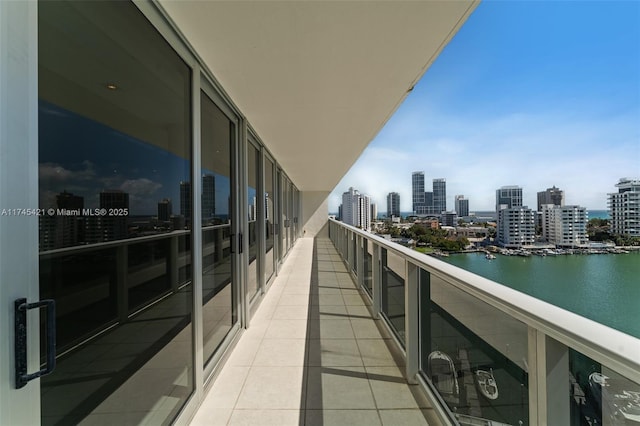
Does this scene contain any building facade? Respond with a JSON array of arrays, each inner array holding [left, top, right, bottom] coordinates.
[[537, 186, 565, 212], [412, 171, 425, 213], [497, 206, 536, 248], [387, 192, 400, 218], [541, 204, 588, 247], [496, 185, 523, 211], [455, 194, 469, 217], [341, 187, 371, 231], [608, 178, 640, 236], [433, 178, 447, 214]]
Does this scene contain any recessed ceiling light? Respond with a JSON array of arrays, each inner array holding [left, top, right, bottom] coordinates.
[[106, 83, 118, 90]]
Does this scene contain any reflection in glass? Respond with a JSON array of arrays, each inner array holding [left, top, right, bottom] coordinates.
[[422, 272, 529, 425], [247, 143, 260, 301], [201, 91, 237, 364], [569, 350, 640, 426], [381, 249, 405, 344], [38, 2, 193, 425], [265, 158, 275, 283], [38, 1, 193, 424], [352, 234, 357, 274], [362, 238, 373, 295]]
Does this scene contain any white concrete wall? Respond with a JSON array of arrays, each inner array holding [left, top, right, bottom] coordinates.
[[301, 191, 329, 237]]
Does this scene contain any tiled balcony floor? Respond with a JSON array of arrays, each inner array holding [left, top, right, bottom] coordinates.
[[190, 236, 442, 426]]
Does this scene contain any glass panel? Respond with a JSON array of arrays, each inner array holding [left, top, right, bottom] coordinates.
[[569, 350, 640, 426], [247, 143, 259, 301], [38, 1, 193, 424], [421, 271, 529, 425], [381, 248, 405, 344], [201, 91, 236, 364], [363, 238, 373, 295], [351, 233, 357, 274], [264, 158, 275, 283], [280, 173, 288, 258]]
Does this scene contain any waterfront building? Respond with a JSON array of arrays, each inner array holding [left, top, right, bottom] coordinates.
[[370, 202, 378, 222], [412, 171, 426, 213], [496, 185, 523, 211], [608, 178, 640, 236], [541, 204, 588, 247], [455, 194, 469, 217], [537, 185, 564, 212], [497, 205, 536, 248], [387, 192, 400, 217], [433, 178, 447, 213]]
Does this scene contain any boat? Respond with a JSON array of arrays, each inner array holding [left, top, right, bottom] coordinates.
[[475, 368, 499, 400], [427, 351, 459, 396], [485, 253, 496, 260]]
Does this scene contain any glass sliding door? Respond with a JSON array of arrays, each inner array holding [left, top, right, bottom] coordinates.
[[200, 90, 238, 365], [264, 156, 275, 284], [246, 140, 260, 303], [38, 1, 193, 424]]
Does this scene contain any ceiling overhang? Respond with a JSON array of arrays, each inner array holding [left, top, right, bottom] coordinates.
[[158, 0, 479, 192]]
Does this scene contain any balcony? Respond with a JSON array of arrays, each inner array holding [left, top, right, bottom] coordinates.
[[192, 219, 640, 426]]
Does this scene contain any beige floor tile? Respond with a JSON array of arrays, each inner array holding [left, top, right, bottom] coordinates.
[[227, 409, 301, 426], [308, 319, 355, 339], [307, 339, 363, 367], [265, 319, 309, 339], [252, 339, 307, 366], [235, 366, 306, 409], [305, 366, 376, 409], [305, 409, 382, 426], [356, 339, 399, 367], [272, 304, 310, 320], [378, 409, 431, 426]]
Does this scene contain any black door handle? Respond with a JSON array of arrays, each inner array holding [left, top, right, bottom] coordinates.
[[15, 298, 56, 389]]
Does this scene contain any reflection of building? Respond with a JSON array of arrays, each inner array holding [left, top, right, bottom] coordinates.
[[202, 174, 215, 219], [100, 189, 129, 209], [455, 195, 469, 217], [265, 193, 271, 221], [608, 178, 640, 236], [387, 192, 400, 217], [180, 181, 192, 221], [158, 198, 172, 222], [541, 205, 588, 247], [249, 196, 256, 221], [39, 191, 85, 251]]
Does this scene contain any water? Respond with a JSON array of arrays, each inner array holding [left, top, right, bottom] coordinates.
[[443, 251, 640, 338]]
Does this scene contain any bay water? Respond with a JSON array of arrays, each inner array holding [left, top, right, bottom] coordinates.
[[443, 251, 640, 338]]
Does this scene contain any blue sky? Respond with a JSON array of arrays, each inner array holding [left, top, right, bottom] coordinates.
[[329, 1, 640, 213]]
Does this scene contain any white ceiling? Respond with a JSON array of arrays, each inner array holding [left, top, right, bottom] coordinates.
[[159, 0, 478, 192]]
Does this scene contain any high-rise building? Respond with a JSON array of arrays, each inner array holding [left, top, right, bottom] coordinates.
[[202, 174, 215, 219], [180, 181, 192, 220], [387, 192, 400, 217], [537, 186, 564, 212], [441, 211, 457, 227], [56, 190, 84, 210], [496, 185, 523, 211], [497, 205, 535, 248], [608, 178, 640, 236], [341, 187, 371, 231], [100, 189, 129, 209], [158, 198, 172, 222], [370, 203, 377, 222], [412, 172, 425, 213], [424, 192, 434, 214], [433, 178, 446, 214], [455, 195, 469, 217], [541, 204, 588, 247]]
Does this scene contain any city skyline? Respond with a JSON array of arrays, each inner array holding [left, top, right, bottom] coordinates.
[[329, 1, 639, 213]]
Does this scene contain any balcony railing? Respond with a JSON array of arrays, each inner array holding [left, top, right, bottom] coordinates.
[[329, 218, 640, 426]]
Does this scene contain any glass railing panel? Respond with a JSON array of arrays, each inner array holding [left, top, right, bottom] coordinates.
[[381, 248, 406, 345], [569, 349, 640, 426], [127, 239, 170, 313], [421, 271, 530, 425], [362, 238, 373, 295], [351, 233, 357, 275]]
